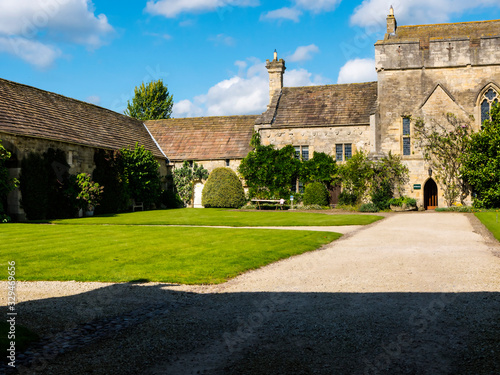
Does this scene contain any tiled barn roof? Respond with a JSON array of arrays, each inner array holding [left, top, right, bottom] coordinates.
[[378, 19, 500, 44], [0, 78, 165, 158], [145, 116, 257, 161], [256, 82, 377, 128]]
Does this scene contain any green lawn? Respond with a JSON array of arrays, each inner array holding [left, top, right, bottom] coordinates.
[[51, 208, 383, 227], [2, 224, 340, 284], [475, 212, 500, 241]]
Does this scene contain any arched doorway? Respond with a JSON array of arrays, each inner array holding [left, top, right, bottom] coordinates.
[[424, 178, 438, 210]]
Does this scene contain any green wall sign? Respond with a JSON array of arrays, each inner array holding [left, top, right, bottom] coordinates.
[[413, 184, 422, 190]]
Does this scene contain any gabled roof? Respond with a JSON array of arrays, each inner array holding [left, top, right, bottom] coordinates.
[[378, 19, 500, 44], [0, 78, 165, 158], [256, 82, 377, 128], [145, 116, 256, 161]]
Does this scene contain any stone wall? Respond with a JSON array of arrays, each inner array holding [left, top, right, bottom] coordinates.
[[258, 125, 371, 156], [376, 39, 500, 207], [1, 132, 168, 220]]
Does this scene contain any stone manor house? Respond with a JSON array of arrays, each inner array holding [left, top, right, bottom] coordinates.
[[1, 9, 500, 217]]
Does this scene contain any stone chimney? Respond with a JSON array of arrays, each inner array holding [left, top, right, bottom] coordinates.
[[266, 50, 286, 105], [386, 6, 397, 36]]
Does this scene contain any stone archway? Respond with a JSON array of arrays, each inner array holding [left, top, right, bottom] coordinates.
[[424, 178, 438, 210]]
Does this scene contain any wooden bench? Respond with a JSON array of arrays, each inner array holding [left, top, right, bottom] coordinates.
[[132, 201, 144, 212], [251, 199, 284, 210]]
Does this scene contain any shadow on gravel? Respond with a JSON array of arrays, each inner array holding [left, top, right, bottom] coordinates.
[[2, 283, 499, 375]]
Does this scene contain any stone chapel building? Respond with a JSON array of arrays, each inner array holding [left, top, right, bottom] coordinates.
[[254, 9, 500, 209], [2, 8, 500, 215]]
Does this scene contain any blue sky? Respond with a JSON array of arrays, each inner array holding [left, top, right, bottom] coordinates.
[[1, 0, 500, 118]]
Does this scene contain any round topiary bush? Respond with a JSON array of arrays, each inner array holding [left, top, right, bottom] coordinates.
[[202, 168, 246, 208], [303, 182, 329, 206]]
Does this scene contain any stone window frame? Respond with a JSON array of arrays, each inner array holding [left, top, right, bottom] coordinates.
[[292, 145, 310, 194], [477, 84, 500, 128], [335, 143, 353, 162], [401, 116, 412, 157], [293, 145, 309, 161]]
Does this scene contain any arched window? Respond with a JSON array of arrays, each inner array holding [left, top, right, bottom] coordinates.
[[480, 88, 499, 125]]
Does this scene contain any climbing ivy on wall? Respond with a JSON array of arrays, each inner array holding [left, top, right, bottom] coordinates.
[[0, 141, 18, 222]]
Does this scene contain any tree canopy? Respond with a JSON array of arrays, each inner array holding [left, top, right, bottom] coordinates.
[[414, 113, 473, 206], [238, 142, 300, 199], [125, 79, 174, 121], [461, 104, 500, 208]]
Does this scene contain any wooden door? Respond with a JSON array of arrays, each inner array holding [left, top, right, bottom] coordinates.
[[424, 179, 438, 210]]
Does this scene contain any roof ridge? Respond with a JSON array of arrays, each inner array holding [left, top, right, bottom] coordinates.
[[0, 77, 139, 123], [283, 81, 377, 90], [398, 19, 500, 29]]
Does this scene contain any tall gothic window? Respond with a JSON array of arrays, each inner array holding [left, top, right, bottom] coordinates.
[[480, 88, 499, 125], [402, 117, 411, 156]]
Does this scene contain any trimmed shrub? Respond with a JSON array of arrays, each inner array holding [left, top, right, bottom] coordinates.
[[303, 182, 329, 206], [359, 203, 379, 212], [202, 168, 246, 208], [389, 197, 417, 207], [338, 191, 357, 206], [161, 189, 184, 209]]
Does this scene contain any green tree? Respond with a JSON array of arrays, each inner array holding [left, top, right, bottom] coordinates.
[[125, 79, 174, 120], [414, 113, 473, 206], [120, 143, 163, 207], [238, 143, 300, 199], [461, 104, 500, 208], [370, 152, 409, 210], [172, 161, 209, 206], [93, 150, 129, 214], [300, 152, 339, 189], [338, 151, 373, 205]]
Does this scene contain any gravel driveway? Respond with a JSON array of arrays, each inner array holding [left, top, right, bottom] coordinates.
[[2, 212, 500, 374]]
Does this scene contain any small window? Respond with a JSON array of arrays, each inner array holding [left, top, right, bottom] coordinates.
[[403, 138, 411, 156], [225, 159, 230, 167], [335, 144, 343, 162], [293, 145, 309, 161], [188, 160, 194, 168], [403, 117, 411, 136], [298, 180, 304, 194], [294, 146, 301, 160], [344, 144, 352, 160], [302, 146, 309, 161]]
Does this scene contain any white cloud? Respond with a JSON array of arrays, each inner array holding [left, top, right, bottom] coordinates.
[[287, 44, 320, 62], [262, 0, 341, 22], [209, 33, 236, 47], [350, 0, 500, 28], [337, 58, 377, 84], [173, 59, 329, 118], [260, 7, 302, 22], [285, 68, 329, 87], [294, 0, 341, 13], [145, 0, 258, 18], [86, 95, 101, 105], [173, 99, 205, 118], [0, 0, 114, 67], [0, 36, 62, 69]]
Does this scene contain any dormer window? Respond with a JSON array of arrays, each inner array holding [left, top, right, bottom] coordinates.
[[480, 88, 499, 125]]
